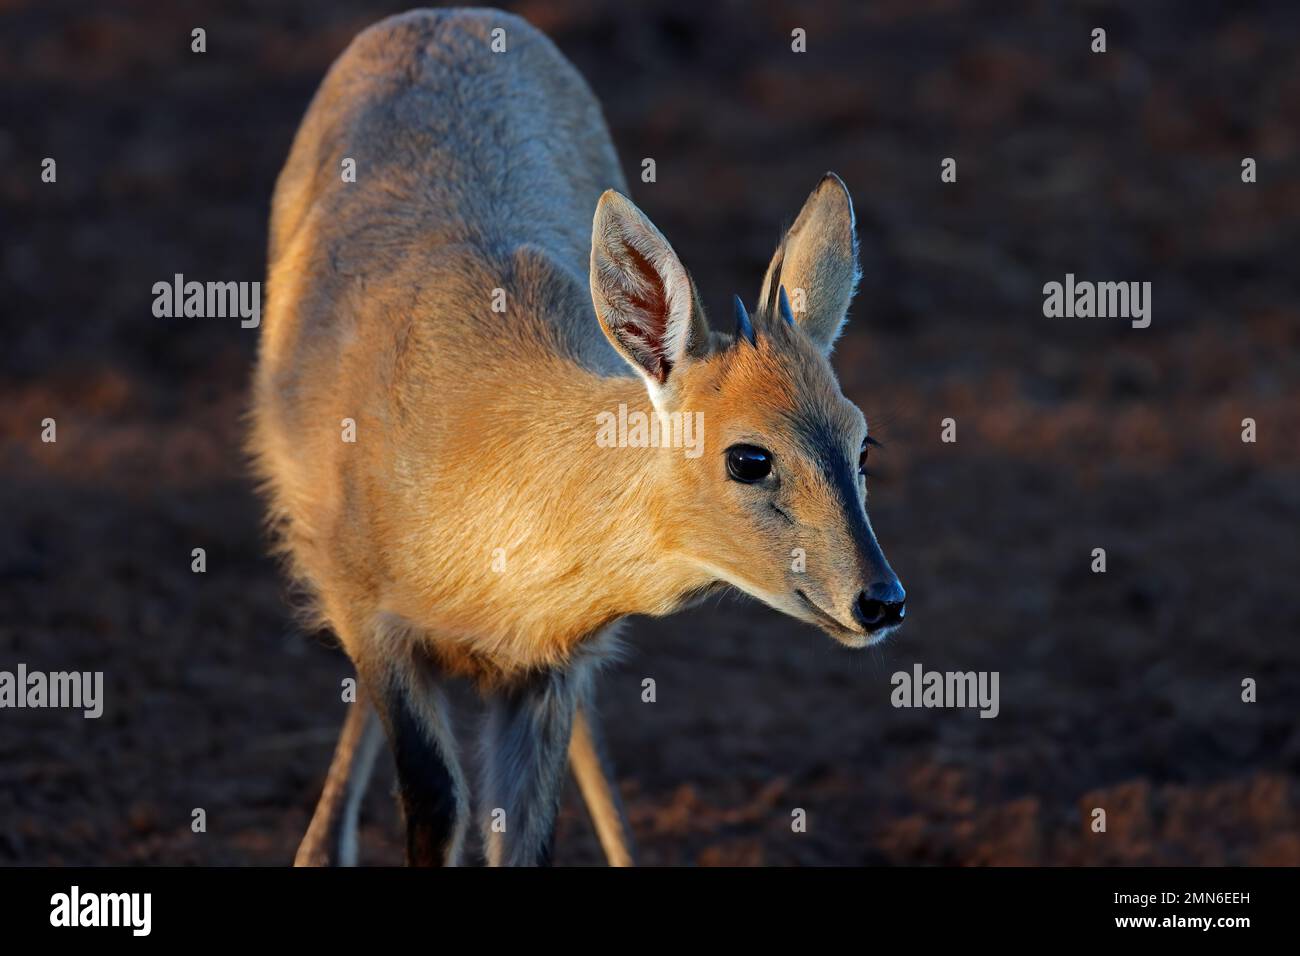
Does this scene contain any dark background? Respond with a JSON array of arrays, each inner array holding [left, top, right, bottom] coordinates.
[[2, 0, 1298, 865]]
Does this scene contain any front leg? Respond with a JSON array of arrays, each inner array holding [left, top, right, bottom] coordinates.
[[294, 690, 383, 867], [358, 644, 468, 867], [479, 667, 584, 866], [569, 704, 636, 866]]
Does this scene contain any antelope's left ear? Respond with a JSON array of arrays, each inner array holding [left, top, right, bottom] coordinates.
[[758, 172, 860, 355]]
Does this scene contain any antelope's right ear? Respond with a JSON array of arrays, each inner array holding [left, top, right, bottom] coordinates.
[[590, 190, 708, 398]]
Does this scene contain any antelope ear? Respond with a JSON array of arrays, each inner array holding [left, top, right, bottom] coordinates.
[[590, 190, 708, 397], [758, 172, 860, 355]]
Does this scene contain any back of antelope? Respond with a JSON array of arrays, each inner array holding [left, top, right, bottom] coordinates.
[[251, 8, 905, 867]]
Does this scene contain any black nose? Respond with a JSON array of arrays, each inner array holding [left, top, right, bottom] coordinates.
[[854, 579, 906, 632]]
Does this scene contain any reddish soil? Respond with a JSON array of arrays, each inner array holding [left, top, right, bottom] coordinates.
[[1, 0, 1298, 865]]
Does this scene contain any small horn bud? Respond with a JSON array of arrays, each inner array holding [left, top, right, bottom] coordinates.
[[734, 295, 756, 346], [777, 286, 795, 326]]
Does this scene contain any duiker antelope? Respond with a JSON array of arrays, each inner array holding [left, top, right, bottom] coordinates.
[[251, 8, 905, 867]]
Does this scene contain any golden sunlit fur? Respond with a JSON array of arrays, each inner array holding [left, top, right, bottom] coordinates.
[[251, 8, 902, 866]]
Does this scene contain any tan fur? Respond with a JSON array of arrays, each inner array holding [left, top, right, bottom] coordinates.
[[254, 8, 902, 865], [252, 10, 641, 683]]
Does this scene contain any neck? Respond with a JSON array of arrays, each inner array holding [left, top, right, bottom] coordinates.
[[538, 369, 711, 617]]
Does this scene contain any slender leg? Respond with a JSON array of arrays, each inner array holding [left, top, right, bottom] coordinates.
[[479, 667, 584, 866], [294, 691, 384, 867], [359, 646, 468, 867], [569, 703, 636, 866], [334, 708, 384, 866]]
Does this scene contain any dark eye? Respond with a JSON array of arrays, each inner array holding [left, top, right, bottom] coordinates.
[[859, 435, 879, 478], [726, 444, 772, 483]]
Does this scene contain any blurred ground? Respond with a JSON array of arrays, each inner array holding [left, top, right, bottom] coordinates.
[[1, 0, 1298, 865]]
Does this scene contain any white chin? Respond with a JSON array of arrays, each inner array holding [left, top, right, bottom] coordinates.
[[830, 622, 899, 649], [863, 623, 901, 647]]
